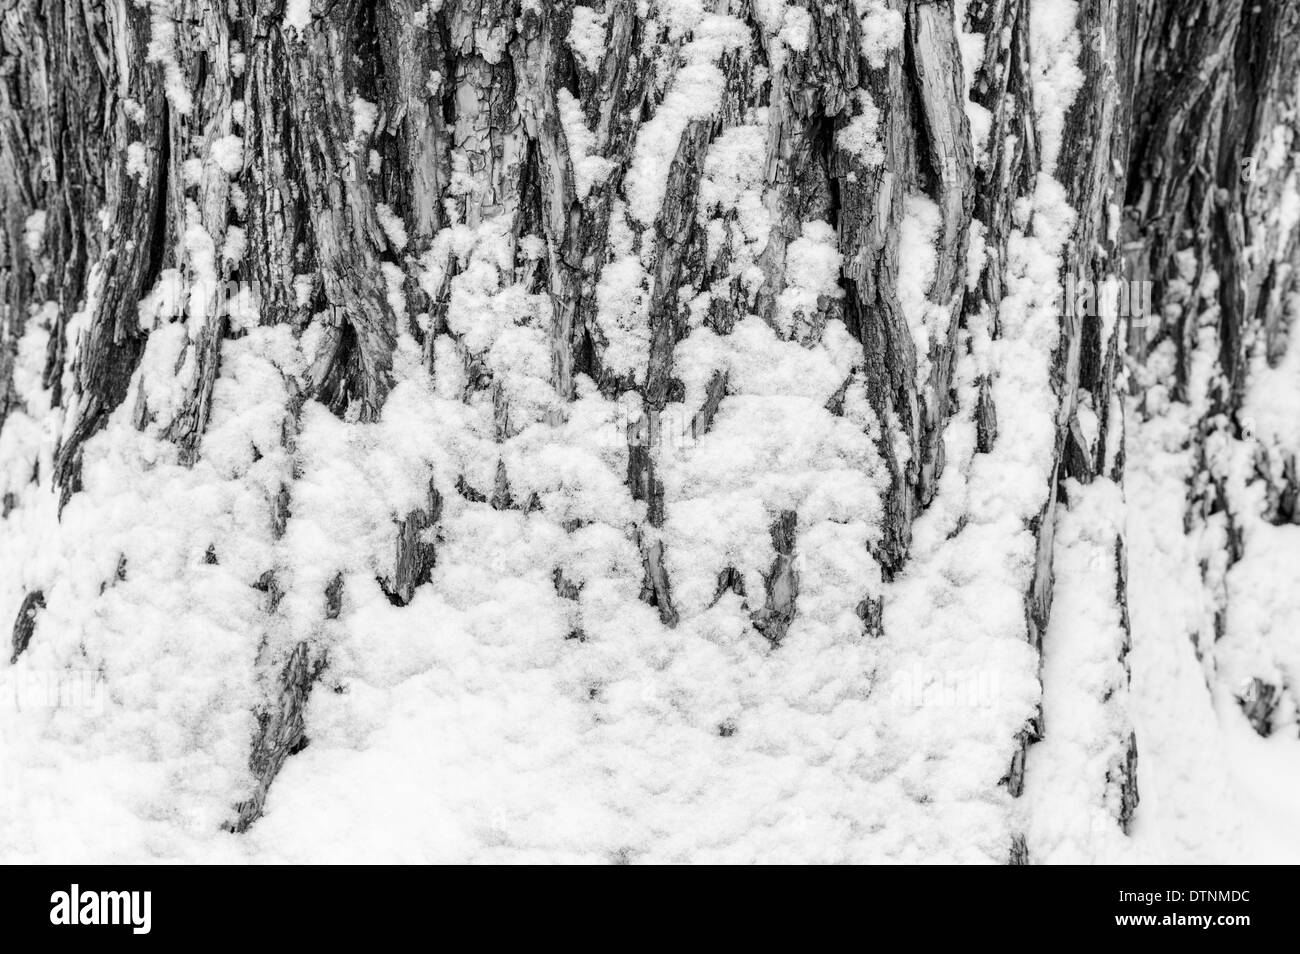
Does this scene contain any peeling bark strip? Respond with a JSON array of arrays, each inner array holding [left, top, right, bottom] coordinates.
[[637, 528, 678, 628], [380, 484, 443, 606], [227, 639, 327, 833], [752, 510, 798, 646]]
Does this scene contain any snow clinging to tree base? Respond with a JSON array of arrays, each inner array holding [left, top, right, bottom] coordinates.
[[1, 0, 1299, 865]]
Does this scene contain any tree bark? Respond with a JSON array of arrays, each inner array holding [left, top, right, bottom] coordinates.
[[1, 0, 1297, 862]]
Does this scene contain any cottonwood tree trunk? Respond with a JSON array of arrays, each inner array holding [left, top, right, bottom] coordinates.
[[0, 0, 1296, 862]]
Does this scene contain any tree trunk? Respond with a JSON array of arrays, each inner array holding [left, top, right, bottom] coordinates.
[[1, 0, 1297, 863]]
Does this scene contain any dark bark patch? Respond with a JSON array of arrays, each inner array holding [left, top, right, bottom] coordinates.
[[379, 486, 443, 606], [751, 510, 799, 646], [10, 590, 45, 664], [226, 641, 328, 833], [1237, 677, 1278, 737]]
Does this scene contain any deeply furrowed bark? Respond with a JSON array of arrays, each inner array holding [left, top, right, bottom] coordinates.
[[1124, 0, 1300, 734], [1, 0, 1297, 859]]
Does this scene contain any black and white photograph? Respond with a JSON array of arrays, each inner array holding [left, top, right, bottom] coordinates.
[[0, 0, 1297, 880]]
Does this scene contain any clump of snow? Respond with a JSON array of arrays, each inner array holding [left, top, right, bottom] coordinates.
[[1028, 0, 1084, 173], [22, 211, 46, 257], [624, 16, 749, 226], [778, 5, 811, 52], [567, 6, 606, 72], [181, 158, 204, 189], [1023, 478, 1140, 862], [122, 98, 146, 125], [126, 142, 149, 184], [222, 281, 260, 334], [855, 0, 905, 70], [0, 307, 318, 861], [774, 220, 842, 340], [283, 0, 312, 34], [145, 11, 193, 114], [594, 248, 651, 379], [1272, 174, 1300, 245], [381, 262, 407, 319], [221, 226, 247, 266], [230, 183, 248, 220], [518, 234, 546, 262], [375, 203, 409, 252], [966, 218, 987, 292], [836, 90, 884, 167], [210, 135, 244, 176], [964, 99, 993, 171], [951, 5, 993, 166], [556, 89, 615, 201], [897, 194, 944, 383], [1241, 296, 1300, 453], [137, 269, 186, 330], [181, 212, 220, 334], [352, 97, 378, 141], [698, 123, 770, 250], [1124, 342, 1300, 861]]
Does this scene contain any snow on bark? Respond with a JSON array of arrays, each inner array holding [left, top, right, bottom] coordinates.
[[0, 0, 1298, 862]]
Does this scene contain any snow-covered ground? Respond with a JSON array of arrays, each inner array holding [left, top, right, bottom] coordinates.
[[1123, 368, 1300, 864]]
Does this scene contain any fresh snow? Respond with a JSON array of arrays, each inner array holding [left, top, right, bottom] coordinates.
[[855, 0, 905, 70], [283, 0, 312, 35], [22, 211, 46, 257], [1, 0, 1297, 868], [375, 203, 409, 253], [210, 136, 244, 177], [126, 142, 149, 184], [567, 6, 607, 72], [1124, 358, 1300, 862], [556, 89, 616, 201], [352, 97, 379, 141], [624, 15, 749, 227]]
